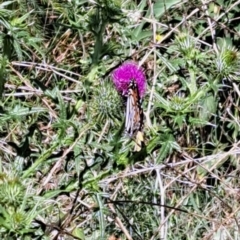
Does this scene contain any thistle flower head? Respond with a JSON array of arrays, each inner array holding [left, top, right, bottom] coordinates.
[[112, 62, 146, 97]]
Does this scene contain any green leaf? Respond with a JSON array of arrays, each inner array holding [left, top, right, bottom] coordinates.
[[156, 136, 180, 163], [132, 0, 182, 39], [115, 151, 129, 167], [87, 65, 99, 82], [0, 106, 47, 123], [72, 228, 85, 240], [132, 30, 152, 42], [153, 0, 183, 18], [199, 94, 217, 123], [154, 92, 171, 111], [11, 10, 34, 27], [138, 0, 148, 11], [0, 1, 15, 8], [56, 89, 67, 120], [22, 141, 60, 178], [196, 151, 228, 178]]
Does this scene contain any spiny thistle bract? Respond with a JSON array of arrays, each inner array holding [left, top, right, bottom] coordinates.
[[175, 33, 200, 62], [91, 80, 123, 124], [0, 175, 23, 207], [0, 173, 42, 238], [216, 45, 240, 78], [170, 95, 187, 112]]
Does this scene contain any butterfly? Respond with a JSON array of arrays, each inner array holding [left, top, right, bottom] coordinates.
[[125, 80, 144, 151]]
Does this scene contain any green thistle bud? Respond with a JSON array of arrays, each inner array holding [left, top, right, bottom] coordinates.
[[216, 43, 239, 77], [91, 81, 123, 125]]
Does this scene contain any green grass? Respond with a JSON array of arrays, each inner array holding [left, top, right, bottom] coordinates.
[[0, 0, 240, 239]]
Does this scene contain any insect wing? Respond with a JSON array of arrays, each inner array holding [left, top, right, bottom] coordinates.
[[125, 80, 143, 137], [125, 88, 135, 136]]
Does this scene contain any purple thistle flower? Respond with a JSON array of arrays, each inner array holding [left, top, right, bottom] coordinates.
[[112, 62, 146, 97]]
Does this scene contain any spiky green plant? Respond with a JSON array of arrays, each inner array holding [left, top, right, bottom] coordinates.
[[91, 80, 123, 125]]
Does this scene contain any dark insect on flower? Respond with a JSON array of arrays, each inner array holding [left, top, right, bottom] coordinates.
[[125, 80, 144, 137], [125, 80, 145, 152], [112, 62, 146, 151]]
